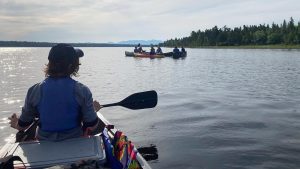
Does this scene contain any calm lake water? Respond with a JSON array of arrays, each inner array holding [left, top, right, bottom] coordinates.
[[0, 47, 300, 169]]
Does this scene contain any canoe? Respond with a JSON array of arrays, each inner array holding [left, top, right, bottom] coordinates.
[[134, 53, 165, 58], [173, 51, 187, 59], [0, 113, 152, 169], [126, 51, 186, 59], [163, 52, 174, 57], [125, 51, 135, 57]]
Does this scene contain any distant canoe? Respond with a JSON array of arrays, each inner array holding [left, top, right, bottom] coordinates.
[[163, 52, 174, 57], [134, 53, 165, 58], [125, 51, 135, 57], [173, 52, 187, 59], [125, 51, 186, 59]]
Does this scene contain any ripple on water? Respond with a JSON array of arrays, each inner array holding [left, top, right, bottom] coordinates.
[[0, 126, 7, 130], [170, 101, 207, 111], [194, 135, 259, 151], [166, 115, 216, 125], [3, 98, 22, 105], [4, 134, 15, 143], [209, 121, 268, 131], [0, 117, 9, 124]]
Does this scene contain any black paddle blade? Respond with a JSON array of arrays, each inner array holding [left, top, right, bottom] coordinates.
[[119, 90, 157, 110]]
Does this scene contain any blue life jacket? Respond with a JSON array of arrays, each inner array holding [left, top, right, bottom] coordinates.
[[37, 77, 80, 132], [150, 48, 155, 55], [173, 48, 180, 53]]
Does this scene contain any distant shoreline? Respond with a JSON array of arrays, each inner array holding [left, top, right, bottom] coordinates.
[[164, 45, 300, 49]]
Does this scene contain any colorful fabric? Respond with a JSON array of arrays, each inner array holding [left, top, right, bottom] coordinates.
[[102, 128, 141, 169]]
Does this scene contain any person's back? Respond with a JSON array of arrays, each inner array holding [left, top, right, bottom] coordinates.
[[150, 47, 156, 55], [173, 46, 180, 53], [134, 46, 138, 53], [181, 47, 186, 53], [137, 43, 143, 53], [156, 47, 162, 54], [9, 43, 100, 141], [138, 46, 144, 53]]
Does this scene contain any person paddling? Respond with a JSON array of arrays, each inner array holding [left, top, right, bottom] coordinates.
[[181, 46, 186, 53], [173, 46, 180, 54], [137, 43, 144, 53], [156, 46, 163, 54], [9, 43, 101, 141], [134, 46, 138, 53], [150, 45, 156, 55]]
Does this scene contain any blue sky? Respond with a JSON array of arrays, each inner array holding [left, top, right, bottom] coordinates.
[[0, 0, 299, 43]]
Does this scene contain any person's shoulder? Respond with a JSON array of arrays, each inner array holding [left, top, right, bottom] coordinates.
[[75, 81, 90, 90], [26, 81, 43, 100], [28, 82, 43, 92], [74, 81, 92, 96]]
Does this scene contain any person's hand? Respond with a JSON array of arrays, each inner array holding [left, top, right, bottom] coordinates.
[[8, 113, 19, 129], [93, 100, 102, 112]]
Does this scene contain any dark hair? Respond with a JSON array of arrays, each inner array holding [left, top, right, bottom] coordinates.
[[44, 57, 80, 77]]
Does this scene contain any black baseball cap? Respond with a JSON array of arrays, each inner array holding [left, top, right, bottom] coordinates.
[[48, 43, 84, 63]]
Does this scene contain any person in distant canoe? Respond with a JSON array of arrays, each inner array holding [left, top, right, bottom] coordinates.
[[137, 43, 144, 53], [181, 46, 186, 53], [134, 46, 138, 53], [156, 46, 163, 54], [150, 45, 156, 55], [173, 46, 180, 54], [9, 43, 102, 141]]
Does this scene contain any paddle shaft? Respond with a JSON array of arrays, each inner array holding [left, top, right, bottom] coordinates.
[[101, 103, 120, 108]]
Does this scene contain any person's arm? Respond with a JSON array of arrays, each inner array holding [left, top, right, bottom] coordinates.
[[83, 96, 102, 135], [75, 82, 102, 135], [8, 113, 29, 131], [9, 84, 40, 131], [93, 100, 102, 112]]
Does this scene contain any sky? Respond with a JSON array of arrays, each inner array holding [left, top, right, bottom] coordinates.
[[0, 0, 300, 43]]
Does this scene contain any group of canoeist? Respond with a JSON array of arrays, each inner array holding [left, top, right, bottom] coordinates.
[[134, 43, 163, 55], [133, 43, 186, 56], [173, 46, 186, 55]]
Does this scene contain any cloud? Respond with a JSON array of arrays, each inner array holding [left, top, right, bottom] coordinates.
[[0, 0, 299, 42]]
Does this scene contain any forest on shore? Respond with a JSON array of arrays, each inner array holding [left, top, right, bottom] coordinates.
[[161, 18, 300, 48]]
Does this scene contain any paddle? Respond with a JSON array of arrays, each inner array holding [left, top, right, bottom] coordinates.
[[102, 90, 157, 110], [16, 90, 158, 142]]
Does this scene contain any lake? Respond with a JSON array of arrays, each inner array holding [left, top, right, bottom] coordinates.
[[0, 47, 300, 169]]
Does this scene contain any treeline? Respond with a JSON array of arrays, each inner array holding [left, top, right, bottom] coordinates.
[[161, 18, 300, 47], [0, 41, 135, 47]]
